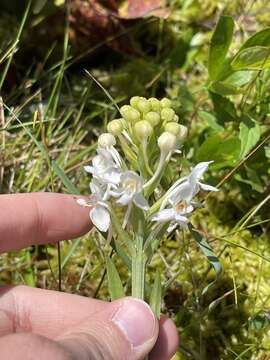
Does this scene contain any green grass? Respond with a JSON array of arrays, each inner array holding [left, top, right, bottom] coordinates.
[[1, 1, 270, 359]]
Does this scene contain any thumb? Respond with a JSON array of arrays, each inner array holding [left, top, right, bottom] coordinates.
[[58, 297, 159, 360]]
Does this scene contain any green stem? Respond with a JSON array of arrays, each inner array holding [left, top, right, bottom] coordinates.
[[132, 234, 146, 299]]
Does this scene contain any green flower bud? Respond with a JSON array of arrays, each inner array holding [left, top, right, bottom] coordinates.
[[144, 111, 160, 127], [130, 96, 140, 108], [134, 120, 153, 140], [160, 97, 172, 108], [137, 97, 151, 114], [148, 97, 161, 112], [178, 124, 188, 141], [120, 105, 140, 122], [158, 132, 176, 153], [98, 133, 116, 147], [165, 122, 181, 136], [172, 114, 179, 122], [107, 119, 123, 135], [161, 108, 175, 122]]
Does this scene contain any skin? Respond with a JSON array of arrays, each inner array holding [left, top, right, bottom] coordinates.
[[0, 193, 179, 360]]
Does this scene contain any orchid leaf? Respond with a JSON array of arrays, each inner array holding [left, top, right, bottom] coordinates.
[[150, 271, 162, 319], [106, 256, 125, 301], [190, 226, 222, 295]]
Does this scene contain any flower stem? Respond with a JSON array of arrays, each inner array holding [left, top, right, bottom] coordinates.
[[132, 233, 146, 299]]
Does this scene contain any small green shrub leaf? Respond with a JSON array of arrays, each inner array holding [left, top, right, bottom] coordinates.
[[197, 134, 241, 169], [239, 117, 260, 160], [240, 28, 270, 50], [198, 111, 224, 132], [208, 16, 234, 80], [106, 256, 125, 301], [150, 271, 162, 319], [231, 46, 270, 70]]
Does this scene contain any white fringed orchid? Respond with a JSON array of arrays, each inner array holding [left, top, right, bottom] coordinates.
[[114, 171, 149, 210], [77, 179, 111, 232], [84, 147, 122, 187], [152, 162, 218, 231]]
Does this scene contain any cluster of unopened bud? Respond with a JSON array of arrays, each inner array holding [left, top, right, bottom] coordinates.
[[101, 96, 187, 153]]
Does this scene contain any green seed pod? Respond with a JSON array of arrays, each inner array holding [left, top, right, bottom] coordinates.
[[107, 119, 123, 135], [120, 105, 140, 123], [158, 132, 176, 153], [161, 108, 175, 122], [137, 97, 151, 114], [148, 97, 161, 112], [160, 97, 172, 108], [134, 120, 153, 140], [165, 122, 181, 136], [98, 133, 116, 147], [144, 111, 160, 127], [130, 96, 140, 108]]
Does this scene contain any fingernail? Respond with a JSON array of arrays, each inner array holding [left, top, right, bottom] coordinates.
[[112, 298, 158, 354]]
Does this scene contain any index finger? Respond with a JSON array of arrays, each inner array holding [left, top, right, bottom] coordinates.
[[0, 193, 92, 253]]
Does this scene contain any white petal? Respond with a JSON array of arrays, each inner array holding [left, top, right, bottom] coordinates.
[[151, 208, 175, 222], [175, 213, 189, 222], [117, 192, 133, 206], [169, 181, 195, 204], [190, 161, 213, 181], [90, 205, 110, 232], [77, 198, 87, 206], [103, 168, 121, 184], [134, 193, 149, 210], [84, 165, 94, 173], [198, 182, 219, 192]]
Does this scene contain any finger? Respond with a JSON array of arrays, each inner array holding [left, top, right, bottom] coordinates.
[[0, 286, 178, 360], [58, 297, 158, 360], [0, 333, 71, 360], [0, 286, 158, 360], [0, 286, 108, 338], [150, 315, 179, 360], [0, 193, 92, 252]]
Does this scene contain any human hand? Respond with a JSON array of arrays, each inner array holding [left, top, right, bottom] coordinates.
[[0, 193, 178, 360]]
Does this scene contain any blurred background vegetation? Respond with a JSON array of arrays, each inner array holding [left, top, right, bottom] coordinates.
[[0, 0, 270, 359]]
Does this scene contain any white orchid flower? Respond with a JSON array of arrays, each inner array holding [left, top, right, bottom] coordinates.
[[162, 161, 218, 209], [113, 171, 149, 210], [77, 193, 110, 233], [151, 200, 194, 231], [84, 147, 122, 187], [152, 161, 218, 232]]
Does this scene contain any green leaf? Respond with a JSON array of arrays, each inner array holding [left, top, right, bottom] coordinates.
[[150, 271, 162, 319], [198, 111, 224, 132], [238, 117, 260, 160], [231, 46, 270, 71], [209, 81, 241, 96], [222, 70, 255, 87], [197, 134, 241, 169], [106, 256, 125, 301], [51, 160, 80, 195], [240, 28, 270, 50], [210, 92, 237, 124], [190, 226, 222, 295], [110, 211, 134, 253], [208, 16, 234, 80]]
